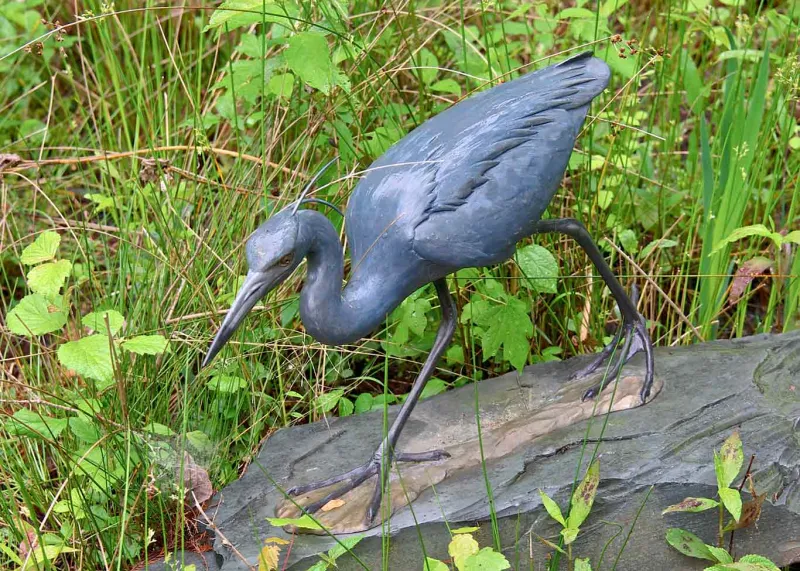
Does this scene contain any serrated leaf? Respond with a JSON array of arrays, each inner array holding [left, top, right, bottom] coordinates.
[[207, 375, 247, 393], [266, 515, 323, 530], [424, 558, 449, 571], [662, 497, 719, 514], [258, 543, 280, 571], [7, 293, 68, 336], [538, 489, 566, 526], [83, 310, 125, 336], [27, 259, 72, 299], [738, 554, 780, 569], [567, 460, 599, 530], [121, 334, 168, 355], [516, 244, 558, 294], [480, 297, 532, 371], [463, 547, 511, 570], [719, 487, 742, 521], [58, 335, 115, 388], [665, 528, 716, 561], [574, 558, 592, 571], [448, 534, 479, 570], [707, 545, 734, 564], [20, 231, 60, 264], [4, 408, 68, 439], [284, 32, 340, 95]]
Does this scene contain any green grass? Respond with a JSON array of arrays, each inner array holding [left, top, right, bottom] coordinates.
[[1, 0, 798, 569]]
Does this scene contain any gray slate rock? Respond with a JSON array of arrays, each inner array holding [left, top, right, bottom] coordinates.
[[204, 331, 800, 570]]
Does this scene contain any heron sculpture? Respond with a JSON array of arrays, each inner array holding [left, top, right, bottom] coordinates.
[[203, 51, 654, 527]]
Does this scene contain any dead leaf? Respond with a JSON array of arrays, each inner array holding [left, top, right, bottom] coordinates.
[[18, 528, 37, 560], [321, 498, 346, 512], [0, 153, 21, 173], [258, 543, 281, 571], [730, 257, 773, 304], [725, 475, 766, 531], [182, 452, 213, 504]]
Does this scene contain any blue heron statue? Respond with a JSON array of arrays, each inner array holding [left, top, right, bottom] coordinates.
[[203, 51, 654, 526]]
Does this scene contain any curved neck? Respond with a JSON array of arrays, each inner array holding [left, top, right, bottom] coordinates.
[[297, 210, 393, 345]]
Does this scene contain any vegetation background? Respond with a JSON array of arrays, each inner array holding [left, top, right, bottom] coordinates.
[[0, 0, 798, 568]]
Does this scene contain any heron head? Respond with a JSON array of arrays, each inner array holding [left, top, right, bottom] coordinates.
[[202, 209, 303, 367]]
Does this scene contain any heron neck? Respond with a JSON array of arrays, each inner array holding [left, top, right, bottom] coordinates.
[[298, 211, 389, 345]]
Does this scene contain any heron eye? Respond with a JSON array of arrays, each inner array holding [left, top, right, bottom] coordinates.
[[278, 254, 293, 267]]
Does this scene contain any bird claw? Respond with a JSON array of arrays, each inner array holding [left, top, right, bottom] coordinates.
[[286, 447, 450, 526], [576, 313, 654, 403]]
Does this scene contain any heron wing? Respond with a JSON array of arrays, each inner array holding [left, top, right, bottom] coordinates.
[[345, 52, 609, 270], [411, 52, 610, 267]]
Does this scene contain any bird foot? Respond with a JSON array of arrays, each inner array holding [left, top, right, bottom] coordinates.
[[573, 312, 654, 403], [278, 448, 449, 530]]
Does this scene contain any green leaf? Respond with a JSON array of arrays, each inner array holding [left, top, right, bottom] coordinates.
[[4, 408, 68, 439], [430, 78, 462, 96], [284, 32, 340, 95], [203, 0, 289, 34], [480, 297, 532, 371], [448, 533, 479, 570], [784, 230, 800, 246], [144, 422, 175, 436], [639, 238, 679, 260], [207, 375, 247, 393], [567, 460, 599, 530], [315, 389, 344, 414], [711, 224, 781, 254], [538, 489, 566, 526], [560, 527, 579, 545], [354, 393, 373, 414], [462, 547, 510, 570], [68, 417, 101, 442], [266, 515, 323, 530], [326, 535, 364, 560], [338, 397, 354, 416], [665, 528, 716, 561], [718, 487, 742, 521], [20, 231, 60, 265], [618, 229, 638, 253], [516, 244, 558, 294], [83, 310, 125, 336], [451, 526, 480, 534], [421, 378, 448, 400], [121, 334, 169, 355], [662, 497, 720, 514], [738, 554, 780, 569], [27, 259, 72, 299], [58, 335, 115, 388], [7, 293, 68, 336], [417, 48, 439, 85], [424, 558, 449, 571], [707, 545, 734, 564], [574, 558, 593, 571], [715, 431, 743, 489], [267, 73, 294, 99], [186, 431, 215, 454]]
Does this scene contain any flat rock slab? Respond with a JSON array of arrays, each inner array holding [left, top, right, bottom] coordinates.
[[203, 332, 800, 570]]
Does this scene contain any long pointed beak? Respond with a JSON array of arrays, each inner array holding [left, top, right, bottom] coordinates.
[[202, 270, 275, 367]]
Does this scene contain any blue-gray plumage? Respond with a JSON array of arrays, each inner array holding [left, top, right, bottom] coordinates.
[[203, 52, 654, 527]]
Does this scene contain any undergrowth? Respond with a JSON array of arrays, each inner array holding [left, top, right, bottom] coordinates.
[[0, 0, 798, 569]]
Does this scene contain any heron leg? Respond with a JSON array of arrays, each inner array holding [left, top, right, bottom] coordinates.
[[286, 278, 456, 525], [531, 218, 654, 402]]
